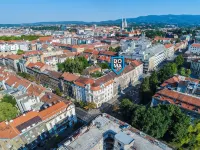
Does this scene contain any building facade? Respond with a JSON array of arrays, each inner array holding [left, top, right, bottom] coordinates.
[[0, 101, 77, 150]]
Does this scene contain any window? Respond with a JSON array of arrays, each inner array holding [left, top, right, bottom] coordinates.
[[118, 142, 121, 147]]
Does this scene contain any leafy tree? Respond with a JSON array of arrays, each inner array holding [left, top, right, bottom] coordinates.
[[175, 55, 184, 67], [109, 46, 121, 53], [119, 99, 191, 143], [145, 30, 165, 38], [17, 72, 36, 82], [120, 99, 134, 122], [158, 63, 177, 83], [0, 35, 40, 41], [84, 102, 97, 110], [179, 67, 186, 76], [90, 71, 103, 78], [164, 105, 190, 142], [57, 56, 89, 74], [98, 62, 109, 69], [185, 69, 191, 77], [55, 88, 62, 96], [1, 95, 16, 106], [17, 49, 25, 55], [109, 47, 114, 51], [179, 122, 200, 150], [0, 102, 18, 122], [149, 71, 159, 93], [140, 77, 153, 105]]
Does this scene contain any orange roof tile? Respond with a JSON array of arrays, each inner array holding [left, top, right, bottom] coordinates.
[[165, 44, 174, 49], [61, 72, 80, 82], [5, 54, 22, 60], [192, 43, 200, 48], [39, 101, 70, 120]]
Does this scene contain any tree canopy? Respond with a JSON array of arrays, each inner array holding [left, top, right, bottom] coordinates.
[[57, 56, 89, 74], [97, 62, 110, 69], [0, 102, 18, 122], [145, 30, 165, 38], [120, 99, 190, 142], [17, 49, 25, 55], [17, 72, 36, 82], [0, 35, 40, 41], [109, 46, 121, 53], [54, 88, 62, 97], [90, 71, 103, 78], [1, 95, 16, 106], [175, 55, 184, 67]]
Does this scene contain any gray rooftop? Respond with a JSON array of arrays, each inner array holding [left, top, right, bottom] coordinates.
[[115, 132, 134, 145], [58, 114, 172, 150]]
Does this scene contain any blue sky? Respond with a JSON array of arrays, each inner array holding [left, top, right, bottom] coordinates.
[[1, 0, 200, 24]]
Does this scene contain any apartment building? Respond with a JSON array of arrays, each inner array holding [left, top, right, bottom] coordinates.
[[0, 54, 22, 72], [164, 44, 175, 58], [73, 76, 114, 107], [58, 114, 172, 150], [73, 60, 143, 107], [189, 43, 200, 55], [151, 75, 200, 119], [0, 101, 77, 150], [120, 38, 167, 73], [0, 41, 30, 54], [143, 44, 167, 73], [191, 59, 200, 78]]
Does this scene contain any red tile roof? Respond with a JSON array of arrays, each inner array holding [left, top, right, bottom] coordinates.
[[39, 36, 52, 42], [5, 54, 22, 60], [27, 62, 45, 69], [39, 101, 70, 120], [0, 102, 71, 139], [23, 50, 43, 57], [192, 43, 200, 48], [74, 76, 95, 87], [99, 51, 117, 56], [61, 72, 80, 82], [154, 89, 200, 112], [164, 44, 174, 49]]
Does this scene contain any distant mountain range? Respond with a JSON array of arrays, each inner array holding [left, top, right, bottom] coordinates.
[[1, 15, 200, 27]]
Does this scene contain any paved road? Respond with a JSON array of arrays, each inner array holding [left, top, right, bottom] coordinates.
[[99, 81, 142, 114]]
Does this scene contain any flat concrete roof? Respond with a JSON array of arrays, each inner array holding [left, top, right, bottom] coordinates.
[[59, 114, 172, 150], [115, 131, 134, 145]]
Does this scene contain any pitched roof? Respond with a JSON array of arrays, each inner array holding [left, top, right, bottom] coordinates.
[[155, 89, 200, 108], [99, 51, 117, 56], [46, 70, 62, 79], [41, 92, 65, 104], [5, 54, 22, 60], [27, 62, 46, 69], [191, 43, 200, 48], [74, 77, 94, 87], [23, 50, 43, 57], [61, 72, 80, 82], [39, 36, 52, 42], [0, 102, 70, 139], [164, 44, 174, 49], [39, 101, 70, 120], [27, 83, 46, 97]]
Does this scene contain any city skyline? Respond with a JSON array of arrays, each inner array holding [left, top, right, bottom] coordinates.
[[1, 0, 200, 24]]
